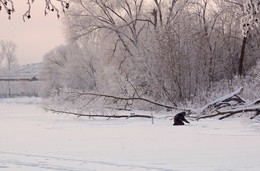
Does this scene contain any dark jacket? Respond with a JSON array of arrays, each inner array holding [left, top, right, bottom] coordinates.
[[173, 112, 190, 126]]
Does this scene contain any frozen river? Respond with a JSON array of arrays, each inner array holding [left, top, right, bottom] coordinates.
[[0, 102, 260, 171]]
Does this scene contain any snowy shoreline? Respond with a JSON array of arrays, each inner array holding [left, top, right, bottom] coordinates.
[[0, 103, 260, 170], [0, 97, 42, 104]]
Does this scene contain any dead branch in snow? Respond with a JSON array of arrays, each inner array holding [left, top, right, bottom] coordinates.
[[44, 89, 188, 120], [46, 87, 260, 121], [196, 87, 245, 115], [196, 87, 260, 120], [45, 108, 154, 119], [196, 106, 260, 120], [250, 111, 260, 119]]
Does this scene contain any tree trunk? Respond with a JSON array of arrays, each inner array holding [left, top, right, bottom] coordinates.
[[8, 81, 11, 97], [238, 36, 247, 76]]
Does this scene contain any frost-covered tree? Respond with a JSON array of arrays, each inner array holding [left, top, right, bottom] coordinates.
[[51, 0, 260, 109], [41, 44, 101, 97], [0, 40, 17, 96], [237, 0, 260, 76], [41, 45, 67, 96], [0, 43, 5, 66], [240, 0, 260, 36], [64, 0, 154, 96], [0, 40, 17, 71], [223, 0, 260, 76]]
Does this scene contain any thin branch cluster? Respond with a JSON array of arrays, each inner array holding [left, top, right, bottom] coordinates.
[[0, 0, 69, 20], [0, 0, 14, 19]]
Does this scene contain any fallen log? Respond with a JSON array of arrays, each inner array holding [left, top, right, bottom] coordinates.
[[195, 87, 260, 120], [218, 105, 260, 120], [197, 104, 260, 120], [47, 87, 260, 121], [196, 87, 244, 115], [250, 111, 260, 119], [45, 108, 154, 119]]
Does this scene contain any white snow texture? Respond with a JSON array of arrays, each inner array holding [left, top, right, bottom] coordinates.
[[0, 100, 260, 171]]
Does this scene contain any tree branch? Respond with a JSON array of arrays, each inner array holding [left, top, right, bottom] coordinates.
[[196, 88, 260, 120], [197, 87, 244, 115], [46, 108, 154, 119], [0, 0, 69, 20], [65, 91, 185, 111], [224, 0, 243, 10]]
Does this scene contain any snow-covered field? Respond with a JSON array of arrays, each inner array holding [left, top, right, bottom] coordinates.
[[0, 100, 260, 171]]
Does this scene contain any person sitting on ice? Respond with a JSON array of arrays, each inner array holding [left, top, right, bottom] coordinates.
[[173, 112, 190, 126]]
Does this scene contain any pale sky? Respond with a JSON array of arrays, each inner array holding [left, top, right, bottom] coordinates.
[[0, 1, 65, 65]]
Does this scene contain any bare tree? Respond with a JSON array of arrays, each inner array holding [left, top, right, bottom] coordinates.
[[41, 44, 101, 97], [0, 41, 17, 71], [58, 0, 260, 110], [224, 0, 260, 76], [0, 40, 17, 97], [64, 0, 155, 97], [64, 0, 192, 103], [240, 0, 260, 37], [0, 43, 5, 66]]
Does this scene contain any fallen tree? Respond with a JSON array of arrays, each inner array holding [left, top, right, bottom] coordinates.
[[45, 89, 186, 120], [46, 108, 154, 119], [196, 87, 245, 115], [196, 87, 260, 120], [45, 87, 260, 120], [45, 90, 161, 120]]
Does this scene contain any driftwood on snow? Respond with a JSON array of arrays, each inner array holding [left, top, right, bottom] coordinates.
[[196, 87, 245, 115], [196, 87, 260, 120]]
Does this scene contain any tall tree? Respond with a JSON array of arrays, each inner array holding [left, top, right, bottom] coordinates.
[[239, 0, 260, 76]]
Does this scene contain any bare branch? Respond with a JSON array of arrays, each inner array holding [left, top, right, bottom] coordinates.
[[65, 91, 184, 111], [153, 0, 163, 26], [196, 87, 260, 120], [197, 87, 244, 115], [250, 111, 260, 119], [46, 108, 154, 119], [224, 0, 243, 10], [0, 0, 69, 20]]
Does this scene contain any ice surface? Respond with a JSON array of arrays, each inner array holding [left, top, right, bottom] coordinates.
[[0, 102, 260, 171]]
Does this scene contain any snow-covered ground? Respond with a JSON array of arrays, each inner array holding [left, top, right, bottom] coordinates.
[[0, 101, 260, 171]]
